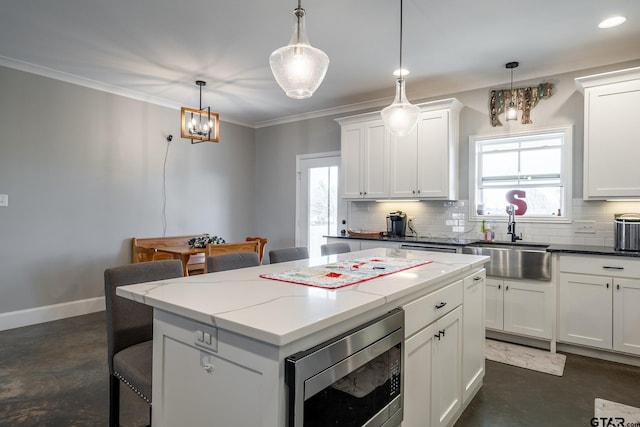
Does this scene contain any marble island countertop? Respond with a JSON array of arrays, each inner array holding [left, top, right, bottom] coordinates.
[[117, 248, 489, 347]]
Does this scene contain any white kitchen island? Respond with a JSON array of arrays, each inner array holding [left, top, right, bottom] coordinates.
[[117, 248, 489, 427]]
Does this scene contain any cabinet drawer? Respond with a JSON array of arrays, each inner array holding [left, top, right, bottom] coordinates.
[[403, 280, 463, 338], [560, 255, 640, 278]]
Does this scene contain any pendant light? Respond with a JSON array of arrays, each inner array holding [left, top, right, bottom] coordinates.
[[505, 61, 519, 122], [180, 80, 219, 143], [269, 0, 329, 99], [381, 0, 419, 136]]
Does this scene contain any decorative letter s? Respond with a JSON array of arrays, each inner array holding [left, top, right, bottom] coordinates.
[[506, 190, 527, 216]]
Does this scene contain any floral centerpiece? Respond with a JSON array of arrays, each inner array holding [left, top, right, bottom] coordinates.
[[188, 235, 226, 248]]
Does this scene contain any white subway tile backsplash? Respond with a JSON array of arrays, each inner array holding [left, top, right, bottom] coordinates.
[[345, 198, 640, 246]]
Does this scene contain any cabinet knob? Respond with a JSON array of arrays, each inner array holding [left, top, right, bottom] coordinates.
[[412, 190, 416, 194], [417, 190, 421, 194], [498, 284, 501, 289], [617, 284, 620, 290], [505, 285, 509, 291], [204, 363, 215, 374], [363, 191, 367, 195], [606, 283, 609, 289]]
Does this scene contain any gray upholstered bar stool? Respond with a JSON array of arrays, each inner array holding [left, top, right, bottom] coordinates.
[[104, 259, 183, 427], [268, 247, 309, 264], [320, 242, 351, 256], [206, 252, 260, 272]]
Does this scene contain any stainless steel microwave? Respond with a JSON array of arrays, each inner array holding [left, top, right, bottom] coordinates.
[[285, 309, 404, 427]]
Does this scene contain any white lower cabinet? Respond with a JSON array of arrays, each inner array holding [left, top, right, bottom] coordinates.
[[558, 255, 640, 355], [403, 270, 485, 427], [485, 277, 552, 339], [404, 306, 462, 427]]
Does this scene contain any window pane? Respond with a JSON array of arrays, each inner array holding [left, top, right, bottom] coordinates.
[[520, 148, 561, 177], [478, 187, 563, 217], [308, 166, 339, 257], [482, 152, 518, 178]]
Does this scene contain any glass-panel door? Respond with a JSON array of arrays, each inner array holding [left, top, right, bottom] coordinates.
[[297, 153, 344, 258]]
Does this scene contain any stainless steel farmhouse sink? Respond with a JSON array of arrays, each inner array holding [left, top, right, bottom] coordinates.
[[462, 242, 551, 281]]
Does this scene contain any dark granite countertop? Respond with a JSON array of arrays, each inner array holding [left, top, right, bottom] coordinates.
[[545, 244, 640, 258], [328, 235, 640, 258], [325, 234, 476, 247]]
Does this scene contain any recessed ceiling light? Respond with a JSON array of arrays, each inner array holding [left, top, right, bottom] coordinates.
[[393, 68, 410, 77], [598, 16, 626, 29]]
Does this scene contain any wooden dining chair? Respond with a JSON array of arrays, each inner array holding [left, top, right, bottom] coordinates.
[[205, 241, 260, 272], [268, 247, 309, 264], [104, 259, 183, 427], [245, 236, 268, 264]]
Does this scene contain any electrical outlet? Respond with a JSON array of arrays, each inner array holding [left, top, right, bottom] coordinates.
[[0, 194, 7, 207], [574, 220, 596, 234]]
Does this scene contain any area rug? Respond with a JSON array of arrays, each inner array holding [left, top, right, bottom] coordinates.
[[485, 339, 566, 376], [595, 398, 640, 423]]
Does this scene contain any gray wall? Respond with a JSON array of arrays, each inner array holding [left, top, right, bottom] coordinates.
[[0, 66, 255, 315], [254, 115, 341, 253]]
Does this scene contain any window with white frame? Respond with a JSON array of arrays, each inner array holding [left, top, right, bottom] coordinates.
[[469, 126, 572, 222]]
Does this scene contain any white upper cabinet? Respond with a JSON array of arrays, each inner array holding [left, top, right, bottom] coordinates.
[[337, 98, 462, 201], [389, 99, 462, 200], [576, 67, 640, 200], [337, 114, 389, 199]]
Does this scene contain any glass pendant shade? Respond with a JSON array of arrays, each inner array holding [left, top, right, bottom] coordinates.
[[506, 101, 518, 121], [269, 7, 329, 99], [381, 78, 420, 136]]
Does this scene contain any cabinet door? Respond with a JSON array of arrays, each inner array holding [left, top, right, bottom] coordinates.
[[416, 109, 452, 199], [503, 280, 553, 339], [613, 277, 640, 355], [462, 273, 485, 404], [341, 125, 364, 198], [558, 273, 612, 349], [362, 122, 389, 199], [485, 278, 504, 331], [585, 79, 640, 198], [389, 127, 419, 198], [403, 322, 436, 427], [431, 306, 462, 427]]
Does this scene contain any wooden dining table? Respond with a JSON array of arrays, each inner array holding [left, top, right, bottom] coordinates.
[[151, 245, 206, 276]]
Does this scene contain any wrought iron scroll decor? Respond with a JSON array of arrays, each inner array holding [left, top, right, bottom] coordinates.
[[489, 83, 554, 126]]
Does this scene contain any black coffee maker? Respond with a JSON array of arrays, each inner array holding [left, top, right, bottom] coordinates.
[[386, 211, 407, 237]]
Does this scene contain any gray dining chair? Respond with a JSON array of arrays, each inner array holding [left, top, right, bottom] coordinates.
[[268, 246, 309, 264], [321, 242, 351, 256], [206, 252, 260, 272], [104, 259, 183, 427]]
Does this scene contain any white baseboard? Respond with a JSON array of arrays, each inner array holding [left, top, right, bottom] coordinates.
[[0, 297, 105, 332]]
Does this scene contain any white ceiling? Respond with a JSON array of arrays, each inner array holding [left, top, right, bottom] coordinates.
[[1, 0, 639, 127]]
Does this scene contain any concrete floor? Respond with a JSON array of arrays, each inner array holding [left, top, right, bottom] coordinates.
[[1, 312, 640, 426]]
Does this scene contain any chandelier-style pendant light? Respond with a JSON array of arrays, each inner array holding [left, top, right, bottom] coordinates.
[[269, 0, 329, 99], [180, 80, 219, 143], [505, 61, 519, 122], [381, 0, 419, 136]]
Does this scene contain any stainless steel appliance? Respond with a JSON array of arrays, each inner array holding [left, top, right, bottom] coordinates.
[[615, 213, 640, 251], [285, 309, 404, 427], [399, 243, 458, 253], [386, 211, 407, 237]]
